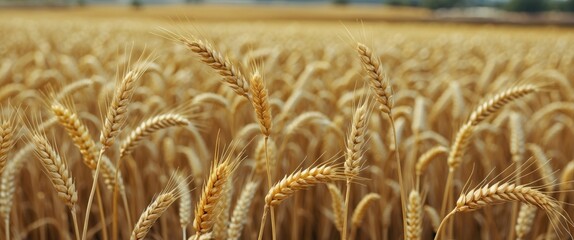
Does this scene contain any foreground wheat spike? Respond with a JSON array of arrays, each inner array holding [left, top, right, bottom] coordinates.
[[436, 181, 562, 240], [344, 100, 369, 179], [52, 101, 128, 210], [0, 114, 17, 174], [176, 173, 191, 239], [193, 144, 241, 239], [327, 184, 344, 233], [100, 61, 149, 149], [85, 55, 152, 240], [356, 42, 393, 114], [515, 204, 537, 240], [31, 133, 77, 207], [259, 164, 344, 240], [55, 78, 94, 101], [350, 193, 381, 240], [31, 133, 80, 240], [119, 113, 191, 159], [249, 70, 272, 137], [51, 102, 99, 168], [343, 99, 370, 240], [406, 190, 422, 240], [177, 35, 250, 98], [228, 181, 260, 240], [131, 177, 180, 240]]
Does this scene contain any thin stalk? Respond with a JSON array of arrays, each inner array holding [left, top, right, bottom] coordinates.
[[182, 227, 186, 240], [121, 192, 132, 233], [440, 170, 454, 218], [81, 149, 105, 240], [71, 208, 81, 240], [95, 186, 108, 240], [389, 114, 407, 234], [508, 162, 522, 240], [434, 210, 455, 240], [342, 181, 351, 240], [258, 206, 270, 240], [264, 137, 277, 240]]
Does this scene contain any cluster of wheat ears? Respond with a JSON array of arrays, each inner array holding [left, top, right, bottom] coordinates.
[[0, 18, 573, 240]]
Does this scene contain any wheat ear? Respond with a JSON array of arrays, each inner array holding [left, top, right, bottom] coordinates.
[[436, 181, 562, 240], [258, 164, 344, 240], [0, 114, 17, 174], [406, 190, 422, 240], [176, 35, 249, 98], [327, 184, 344, 233], [31, 133, 80, 240], [84, 55, 151, 240], [515, 204, 537, 240], [343, 99, 369, 240], [228, 181, 260, 240], [176, 172, 191, 240], [249, 70, 272, 137], [349, 193, 381, 240], [442, 84, 539, 221], [415, 146, 448, 190], [0, 144, 33, 233], [357, 41, 406, 238], [131, 177, 180, 240], [468, 84, 537, 126], [193, 144, 241, 239], [356, 43, 393, 114], [119, 113, 190, 159]]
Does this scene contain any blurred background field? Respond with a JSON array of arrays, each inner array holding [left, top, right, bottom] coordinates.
[[1, 1, 574, 240]]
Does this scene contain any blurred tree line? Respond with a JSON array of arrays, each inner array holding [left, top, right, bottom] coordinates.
[[334, 0, 574, 13]]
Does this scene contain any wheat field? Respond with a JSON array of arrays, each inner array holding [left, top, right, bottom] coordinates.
[[1, 7, 574, 240]]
